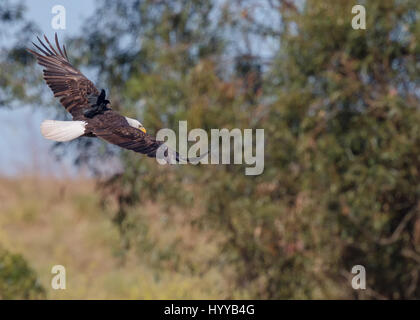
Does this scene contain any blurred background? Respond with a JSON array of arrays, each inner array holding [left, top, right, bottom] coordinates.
[[0, 0, 419, 299]]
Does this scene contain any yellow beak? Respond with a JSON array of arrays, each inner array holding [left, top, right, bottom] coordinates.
[[140, 127, 147, 134]]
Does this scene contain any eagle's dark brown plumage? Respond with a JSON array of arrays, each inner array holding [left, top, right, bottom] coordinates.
[[86, 111, 164, 158], [28, 34, 99, 118], [28, 34, 177, 160]]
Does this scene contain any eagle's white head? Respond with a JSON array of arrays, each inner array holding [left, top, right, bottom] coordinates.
[[125, 117, 146, 133]]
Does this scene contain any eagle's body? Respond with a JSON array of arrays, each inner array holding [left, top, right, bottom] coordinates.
[[83, 110, 162, 158], [28, 34, 178, 161]]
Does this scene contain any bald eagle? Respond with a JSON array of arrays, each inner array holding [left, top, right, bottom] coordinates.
[[28, 34, 190, 163]]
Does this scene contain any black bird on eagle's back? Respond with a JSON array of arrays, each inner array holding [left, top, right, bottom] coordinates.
[[28, 33, 200, 164]]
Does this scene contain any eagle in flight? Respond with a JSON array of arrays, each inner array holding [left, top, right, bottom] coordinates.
[[28, 34, 192, 164]]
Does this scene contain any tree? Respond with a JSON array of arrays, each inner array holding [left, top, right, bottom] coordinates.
[[0, 0, 39, 107], [9, 0, 419, 299], [0, 1, 45, 300], [269, 0, 420, 299], [0, 247, 45, 299]]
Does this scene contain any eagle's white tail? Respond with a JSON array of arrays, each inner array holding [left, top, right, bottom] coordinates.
[[40, 120, 87, 142]]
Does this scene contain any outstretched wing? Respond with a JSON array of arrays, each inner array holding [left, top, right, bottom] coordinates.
[[28, 34, 100, 118], [101, 126, 210, 164], [93, 124, 165, 157], [83, 110, 184, 163]]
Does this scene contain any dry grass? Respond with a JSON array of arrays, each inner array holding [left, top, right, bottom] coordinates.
[[0, 175, 230, 299]]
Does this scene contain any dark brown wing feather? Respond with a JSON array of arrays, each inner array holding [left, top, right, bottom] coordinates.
[[27, 34, 99, 117], [96, 126, 164, 157], [86, 111, 164, 157]]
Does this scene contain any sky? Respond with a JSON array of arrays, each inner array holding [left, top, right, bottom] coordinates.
[[0, 0, 278, 177], [0, 0, 96, 176], [24, 0, 96, 37]]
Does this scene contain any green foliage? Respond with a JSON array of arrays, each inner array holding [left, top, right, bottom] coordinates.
[[0, 0, 40, 107], [269, 0, 420, 299], [0, 247, 45, 299], [72, 0, 420, 299], [4, 0, 420, 299]]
